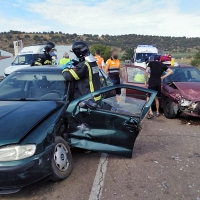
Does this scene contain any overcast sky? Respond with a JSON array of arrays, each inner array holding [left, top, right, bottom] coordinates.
[[0, 0, 200, 37]]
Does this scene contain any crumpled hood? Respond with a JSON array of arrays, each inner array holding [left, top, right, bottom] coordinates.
[[173, 82, 200, 102], [0, 101, 63, 146]]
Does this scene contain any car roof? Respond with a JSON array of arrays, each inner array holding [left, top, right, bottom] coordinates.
[[15, 65, 63, 73], [125, 64, 196, 69]]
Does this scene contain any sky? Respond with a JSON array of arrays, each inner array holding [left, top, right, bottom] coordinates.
[[0, 0, 200, 37]]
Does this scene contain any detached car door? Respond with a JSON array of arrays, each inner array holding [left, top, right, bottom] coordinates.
[[66, 84, 157, 158]]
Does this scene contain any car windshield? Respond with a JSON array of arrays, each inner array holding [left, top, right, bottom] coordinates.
[[12, 54, 39, 65], [0, 71, 67, 101], [165, 67, 200, 83], [135, 53, 156, 63]]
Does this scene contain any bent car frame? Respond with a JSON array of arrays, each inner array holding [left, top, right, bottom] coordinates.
[[0, 66, 156, 194]]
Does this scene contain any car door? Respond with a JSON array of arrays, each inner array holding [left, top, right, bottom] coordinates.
[[66, 84, 157, 158], [125, 66, 149, 100]]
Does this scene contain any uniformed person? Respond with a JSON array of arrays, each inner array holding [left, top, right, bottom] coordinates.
[[94, 50, 105, 69], [34, 42, 56, 66], [62, 41, 101, 101], [105, 49, 122, 103]]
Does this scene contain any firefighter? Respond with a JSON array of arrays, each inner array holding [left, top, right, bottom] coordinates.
[[62, 41, 101, 101], [105, 49, 123, 103], [34, 42, 56, 66], [94, 50, 105, 69]]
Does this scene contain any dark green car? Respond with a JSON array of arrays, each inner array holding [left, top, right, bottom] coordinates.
[[0, 66, 156, 194]]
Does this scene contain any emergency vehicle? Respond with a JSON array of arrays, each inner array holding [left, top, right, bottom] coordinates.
[[133, 45, 158, 68], [4, 45, 45, 76]]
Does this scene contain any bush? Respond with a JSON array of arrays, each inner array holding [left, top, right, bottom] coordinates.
[[90, 44, 111, 61], [24, 34, 30, 38], [191, 59, 200, 67]]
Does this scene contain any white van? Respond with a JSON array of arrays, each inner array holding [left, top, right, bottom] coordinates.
[[4, 45, 45, 76], [133, 45, 158, 68], [4, 45, 76, 76]]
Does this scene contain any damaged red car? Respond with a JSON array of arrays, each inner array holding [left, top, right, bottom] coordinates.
[[124, 65, 200, 119]]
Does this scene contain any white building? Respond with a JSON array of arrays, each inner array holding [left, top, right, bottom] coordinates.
[[0, 49, 13, 77]]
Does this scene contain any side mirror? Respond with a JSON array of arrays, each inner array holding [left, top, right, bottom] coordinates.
[[79, 99, 98, 109]]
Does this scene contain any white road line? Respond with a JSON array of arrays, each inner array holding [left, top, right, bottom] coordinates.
[[88, 153, 109, 200]]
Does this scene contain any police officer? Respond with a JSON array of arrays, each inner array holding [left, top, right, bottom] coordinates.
[[62, 41, 101, 101], [34, 42, 56, 66]]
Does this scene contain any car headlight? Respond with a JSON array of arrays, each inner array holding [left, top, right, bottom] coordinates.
[[0, 145, 36, 161], [178, 99, 192, 107]]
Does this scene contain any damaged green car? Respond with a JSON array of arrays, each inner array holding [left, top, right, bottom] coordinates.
[[0, 66, 156, 194]]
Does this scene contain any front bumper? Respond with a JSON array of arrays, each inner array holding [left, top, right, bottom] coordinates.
[[0, 148, 53, 194], [179, 101, 200, 117]]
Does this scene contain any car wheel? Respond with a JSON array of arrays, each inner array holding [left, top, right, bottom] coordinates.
[[163, 98, 176, 119], [51, 136, 73, 181]]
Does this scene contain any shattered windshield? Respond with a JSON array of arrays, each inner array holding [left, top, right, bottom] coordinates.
[[0, 72, 67, 101], [166, 67, 200, 82]]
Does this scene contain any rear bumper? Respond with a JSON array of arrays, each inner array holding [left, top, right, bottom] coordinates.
[[0, 148, 53, 194]]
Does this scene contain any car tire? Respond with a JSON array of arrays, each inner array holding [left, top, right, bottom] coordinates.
[[163, 98, 176, 119], [51, 136, 73, 181]]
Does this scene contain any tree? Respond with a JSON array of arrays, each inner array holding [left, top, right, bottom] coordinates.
[[194, 50, 200, 59], [121, 48, 134, 60], [90, 44, 111, 61]]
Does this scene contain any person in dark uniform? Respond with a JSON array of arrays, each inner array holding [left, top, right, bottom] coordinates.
[[62, 41, 101, 101], [145, 55, 173, 119], [34, 42, 56, 66]]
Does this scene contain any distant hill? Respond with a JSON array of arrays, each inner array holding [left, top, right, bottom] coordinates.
[[1, 30, 200, 54]]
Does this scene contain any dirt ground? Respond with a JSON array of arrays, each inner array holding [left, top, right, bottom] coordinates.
[[1, 114, 200, 200]]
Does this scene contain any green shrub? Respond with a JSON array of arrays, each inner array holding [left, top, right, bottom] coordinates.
[[191, 59, 200, 67]]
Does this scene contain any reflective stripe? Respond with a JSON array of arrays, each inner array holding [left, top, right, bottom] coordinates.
[[108, 66, 120, 70], [85, 62, 94, 92], [44, 60, 52, 65], [62, 68, 80, 80], [62, 68, 69, 73], [34, 62, 42, 66], [109, 70, 120, 73], [69, 69, 80, 80], [85, 62, 101, 101]]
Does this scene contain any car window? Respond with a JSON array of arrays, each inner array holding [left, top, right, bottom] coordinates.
[[127, 67, 147, 83], [0, 72, 67, 100], [12, 54, 33, 65], [99, 69, 113, 86], [167, 68, 200, 82], [99, 87, 147, 117], [99, 71, 107, 88]]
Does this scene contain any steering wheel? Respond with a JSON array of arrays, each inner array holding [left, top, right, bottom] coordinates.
[[19, 61, 25, 65], [48, 90, 63, 98], [188, 78, 196, 82]]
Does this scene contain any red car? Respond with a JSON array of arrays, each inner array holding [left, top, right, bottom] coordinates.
[[123, 64, 200, 118]]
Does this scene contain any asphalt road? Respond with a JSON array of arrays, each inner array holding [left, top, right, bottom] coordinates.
[[1, 115, 200, 200]]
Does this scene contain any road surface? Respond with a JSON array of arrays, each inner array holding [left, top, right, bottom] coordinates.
[[1, 115, 200, 200]]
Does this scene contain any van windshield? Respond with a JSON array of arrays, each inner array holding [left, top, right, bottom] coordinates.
[[12, 54, 40, 65], [135, 53, 156, 63]]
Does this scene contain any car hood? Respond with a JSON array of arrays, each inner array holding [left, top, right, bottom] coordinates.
[[173, 82, 200, 102], [0, 101, 63, 146]]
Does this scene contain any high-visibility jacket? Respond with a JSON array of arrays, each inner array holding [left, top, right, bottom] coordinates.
[[59, 58, 70, 65], [95, 55, 104, 69], [105, 58, 121, 79], [34, 52, 52, 66], [62, 61, 101, 101]]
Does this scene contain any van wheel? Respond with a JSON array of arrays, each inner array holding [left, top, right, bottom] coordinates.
[[51, 137, 73, 181], [163, 98, 176, 119]]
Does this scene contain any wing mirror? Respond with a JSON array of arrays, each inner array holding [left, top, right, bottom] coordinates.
[[79, 99, 98, 109]]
